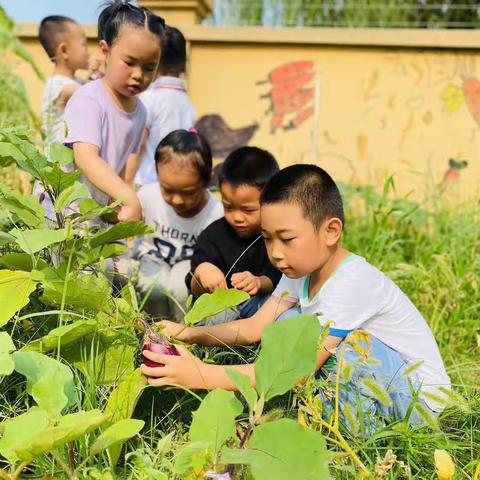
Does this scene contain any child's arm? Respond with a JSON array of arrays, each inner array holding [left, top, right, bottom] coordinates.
[[161, 295, 294, 346], [143, 316, 343, 391], [123, 129, 148, 184], [142, 296, 294, 389], [72, 142, 142, 221], [142, 345, 255, 390], [57, 84, 81, 108], [230, 271, 273, 295], [190, 262, 227, 297]]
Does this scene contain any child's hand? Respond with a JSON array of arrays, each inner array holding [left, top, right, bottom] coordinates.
[[195, 263, 227, 293], [88, 56, 105, 80], [141, 345, 210, 389], [156, 320, 188, 341], [117, 199, 142, 222], [231, 271, 260, 295]]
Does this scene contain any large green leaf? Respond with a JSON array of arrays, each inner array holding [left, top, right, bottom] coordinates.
[[9, 228, 68, 254], [226, 369, 257, 412], [0, 230, 14, 246], [103, 368, 147, 465], [190, 389, 243, 455], [13, 351, 78, 416], [36, 267, 113, 313], [54, 181, 89, 212], [0, 252, 48, 271], [104, 369, 147, 423], [41, 163, 79, 195], [22, 319, 98, 353], [0, 141, 25, 166], [0, 408, 105, 465], [222, 419, 329, 480], [77, 243, 128, 267], [91, 419, 145, 455], [184, 289, 250, 326], [0, 331, 16, 375], [0, 270, 36, 326], [90, 221, 153, 248], [0, 408, 50, 464], [2, 132, 47, 179], [30, 410, 106, 456], [0, 184, 46, 228], [49, 142, 74, 167], [255, 314, 321, 401], [13, 410, 105, 462], [174, 441, 211, 475], [60, 328, 137, 385]]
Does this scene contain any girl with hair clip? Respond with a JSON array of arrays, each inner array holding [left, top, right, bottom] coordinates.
[[63, 0, 164, 221], [133, 129, 224, 321]]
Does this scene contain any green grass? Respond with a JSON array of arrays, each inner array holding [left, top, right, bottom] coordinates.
[[125, 182, 479, 479], [1, 181, 479, 479]]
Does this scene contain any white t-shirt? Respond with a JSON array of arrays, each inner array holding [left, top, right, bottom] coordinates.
[[272, 254, 451, 411], [135, 183, 223, 266], [42, 75, 82, 146], [35, 75, 82, 222], [135, 77, 196, 186]]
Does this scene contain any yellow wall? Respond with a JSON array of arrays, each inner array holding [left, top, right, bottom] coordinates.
[[15, 24, 480, 199]]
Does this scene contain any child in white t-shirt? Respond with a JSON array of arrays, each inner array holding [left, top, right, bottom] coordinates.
[[35, 16, 94, 220], [134, 129, 223, 320], [134, 26, 196, 186], [38, 15, 91, 146], [143, 164, 451, 432]]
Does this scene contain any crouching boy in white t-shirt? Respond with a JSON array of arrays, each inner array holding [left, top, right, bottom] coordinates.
[[142, 164, 451, 430]]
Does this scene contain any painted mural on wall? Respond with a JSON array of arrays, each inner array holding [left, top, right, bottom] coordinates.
[[193, 51, 478, 197], [257, 61, 315, 133], [195, 61, 316, 162], [194, 114, 258, 158]]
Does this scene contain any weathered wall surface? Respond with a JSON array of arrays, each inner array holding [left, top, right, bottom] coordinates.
[[16, 24, 480, 198]]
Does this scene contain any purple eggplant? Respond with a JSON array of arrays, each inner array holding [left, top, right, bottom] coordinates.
[[137, 317, 179, 368]]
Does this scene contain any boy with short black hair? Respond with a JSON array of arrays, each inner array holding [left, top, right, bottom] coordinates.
[[38, 15, 91, 145], [134, 25, 196, 186], [186, 146, 281, 322], [143, 164, 451, 429]]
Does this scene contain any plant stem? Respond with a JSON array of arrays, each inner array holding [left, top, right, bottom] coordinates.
[[68, 442, 77, 473], [51, 450, 77, 479], [11, 461, 29, 480], [0, 468, 10, 480]]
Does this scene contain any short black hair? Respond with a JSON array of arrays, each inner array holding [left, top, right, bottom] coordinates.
[[218, 146, 279, 189], [155, 129, 212, 185], [260, 164, 345, 229], [98, 0, 165, 46], [39, 15, 76, 61], [160, 26, 186, 74]]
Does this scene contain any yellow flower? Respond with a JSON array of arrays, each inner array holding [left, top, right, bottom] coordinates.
[[434, 449, 455, 480]]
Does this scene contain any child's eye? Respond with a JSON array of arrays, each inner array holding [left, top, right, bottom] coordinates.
[[282, 238, 295, 243], [124, 60, 133, 66]]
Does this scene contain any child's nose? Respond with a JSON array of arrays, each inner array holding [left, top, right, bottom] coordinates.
[[131, 67, 142, 80], [232, 211, 244, 224]]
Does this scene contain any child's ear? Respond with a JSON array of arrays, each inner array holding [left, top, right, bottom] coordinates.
[[99, 40, 110, 58], [324, 217, 343, 246], [57, 42, 68, 60]]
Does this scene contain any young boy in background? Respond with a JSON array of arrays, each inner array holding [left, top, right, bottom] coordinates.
[[134, 26, 196, 186], [186, 146, 282, 323], [144, 164, 451, 431], [38, 15, 92, 146], [36, 16, 95, 221]]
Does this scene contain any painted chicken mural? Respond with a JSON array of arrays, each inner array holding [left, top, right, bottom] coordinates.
[[258, 61, 316, 133]]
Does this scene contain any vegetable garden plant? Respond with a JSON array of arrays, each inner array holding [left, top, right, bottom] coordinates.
[[0, 128, 479, 479]]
